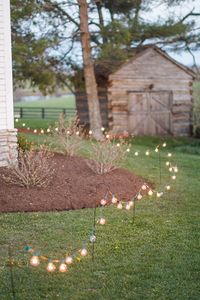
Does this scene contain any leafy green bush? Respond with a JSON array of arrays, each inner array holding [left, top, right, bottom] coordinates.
[[17, 134, 33, 151]]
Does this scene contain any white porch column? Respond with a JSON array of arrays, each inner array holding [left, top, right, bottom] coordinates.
[[0, 0, 17, 167]]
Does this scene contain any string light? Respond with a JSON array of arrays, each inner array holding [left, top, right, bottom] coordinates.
[[162, 142, 167, 147], [47, 261, 56, 272], [30, 255, 40, 267], [116, 143, 120, 147], [142, 184, 147, 190], [89, 235, 96, 243], [80, 248, 87, 257], [55, 127, 58, 132], [23, 141, 179, 274], [89, 130, 92, 135], [65, 256, 73, 265], [33, 129, 37, 133], [111, 195, 118, 204], [145, 150, 150, 156], [76, 131, 79, 136], [101, 127, 105, 131], [22, 123, 25, 127], [98, 217, 106, 225], [117, 202, 123, 209], [174, 167, 178, 173], [15, 118, 19, 122], [41, 129, 44, 134], [100, 199, 107, 206], [125, 202, 131, 210], [148, 190, 153, 196], [59, 261, 68, 273], [126, 148, 130, 152], [106, 134, 110, 139], [47, 128, 50, 133]]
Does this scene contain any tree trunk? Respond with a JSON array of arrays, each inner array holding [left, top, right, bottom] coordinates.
[[78, 0, 103, 140]]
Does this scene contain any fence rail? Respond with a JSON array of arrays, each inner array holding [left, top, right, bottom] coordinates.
[[14, 107, 77, 119]]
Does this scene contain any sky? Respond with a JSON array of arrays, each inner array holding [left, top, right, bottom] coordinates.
[[144, 0, 200, 66]]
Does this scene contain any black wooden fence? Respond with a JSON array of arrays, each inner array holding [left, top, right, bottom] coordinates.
[[14, 107, 77, 119]]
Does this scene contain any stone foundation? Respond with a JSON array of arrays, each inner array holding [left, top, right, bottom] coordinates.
[[0, 129, 18, 167]]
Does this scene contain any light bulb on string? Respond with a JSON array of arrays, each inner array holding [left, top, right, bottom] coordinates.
[[129, 201, 134, 207], [145, 150, 150, 156], [46, 261, 56, 272], [101, 127, 105, 132], [47, 128, 50, 133], [59, 261, 68, 273], [162, 142, 167, 147], [169, 167, 173, 172], [137, 193, 142, 200], [55, 127, 58, 132], [156, 192, 163, 198], [76, 131, 79, 136], [135, 151, 138, 156], [41, 129, 44, 134], [174, 167, 178, 173], [80, 248, 87, 257], [111, 195, 118, 204], [89, 234, 96, 243], [155, 148, 159, 153], [100, 198, 107, 206], [30, 255, 40, 267], [148, 190, 153, 196], [106, 134, 110, 139], [98, 217, 106, 225], [34, 129, 37, 134], [89, 130, 92, 135], [116, 143, 120, 147], [166, 185, 171, 190], [22, 123, 25, 127], [168, 153, 172, 157], [15, 118, 19, 122], [142, 184, 146, 190], [117, 202, 123, 209], [166, 161, 170, 166], [172, 175, 176, 180], [65, 256, 73, 265], [125, 202, 131, 210], [126, 148, 130, 153]]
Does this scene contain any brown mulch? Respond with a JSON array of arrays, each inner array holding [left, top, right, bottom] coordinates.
[[0, 154, 151, 213]]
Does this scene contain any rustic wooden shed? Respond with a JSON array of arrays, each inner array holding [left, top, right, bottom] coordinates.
[[75, 46, 196, 136]]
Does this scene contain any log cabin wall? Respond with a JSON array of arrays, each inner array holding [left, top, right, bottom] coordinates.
[[76, 86, 108, 128], [108, 47, 195, 136]]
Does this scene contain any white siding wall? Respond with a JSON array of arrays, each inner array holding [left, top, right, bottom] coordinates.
[[0, 0, 14, 130]]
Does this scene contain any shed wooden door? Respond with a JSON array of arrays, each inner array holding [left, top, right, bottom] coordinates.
[[128, 91, 172, 135]]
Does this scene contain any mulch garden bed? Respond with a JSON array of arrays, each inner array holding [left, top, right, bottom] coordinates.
[[0, 154, 150, 213]]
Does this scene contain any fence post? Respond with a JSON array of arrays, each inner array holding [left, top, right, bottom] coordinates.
[[20, 107, 23, 119], [41, 108, 45, 119], [62, 108, 66, 116]]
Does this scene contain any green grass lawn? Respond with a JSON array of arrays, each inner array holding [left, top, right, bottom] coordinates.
[[14, 95, 76, 109], [14, 95, 76, 130], [0, 136, 200, 299]]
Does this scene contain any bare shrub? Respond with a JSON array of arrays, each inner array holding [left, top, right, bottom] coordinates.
[[2, 147, 55, 188], [86, 138, 130, 174], [50, 114, 83, 156]]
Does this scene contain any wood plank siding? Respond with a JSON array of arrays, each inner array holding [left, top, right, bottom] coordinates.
[[0, 0, 14, 130], [108, 47, 195, 136]]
